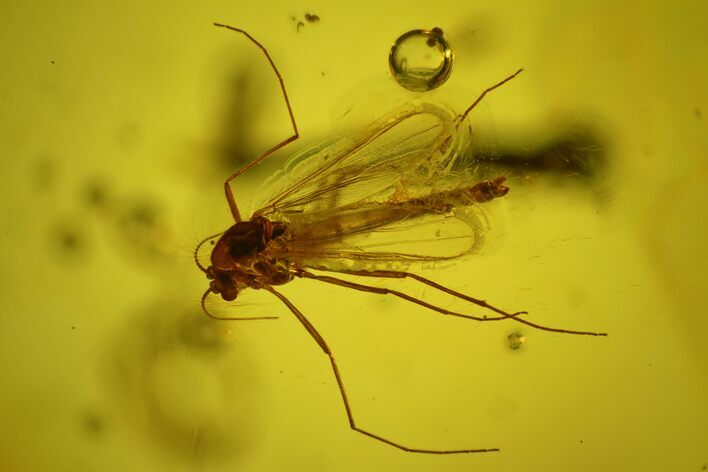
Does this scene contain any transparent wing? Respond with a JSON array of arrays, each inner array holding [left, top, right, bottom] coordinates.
[[253, 103, 467, 219], [244, 103, 505, 270], [270, 194, 498, 271]]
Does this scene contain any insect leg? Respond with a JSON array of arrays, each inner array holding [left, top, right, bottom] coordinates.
[[214, 23, 300, 222], [456, 68, 524, 128], [300, 270, 607, 336], [312, 267, 519, 319], [265, 286, 499, 454]]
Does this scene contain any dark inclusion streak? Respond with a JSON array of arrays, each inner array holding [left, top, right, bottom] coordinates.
[[469, 128, 607, 181]]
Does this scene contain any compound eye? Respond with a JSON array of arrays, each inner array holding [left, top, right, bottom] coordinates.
[[209, 273, 239, 301], [219, 280, 239, 302]]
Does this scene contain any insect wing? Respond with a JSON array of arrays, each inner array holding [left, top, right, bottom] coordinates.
[[254, 103, 495, 270], [274, 200, 493, 271], [253, 103, 464, 219]]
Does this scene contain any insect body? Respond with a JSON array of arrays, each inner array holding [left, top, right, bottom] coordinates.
[[195, 23, 607, 455]]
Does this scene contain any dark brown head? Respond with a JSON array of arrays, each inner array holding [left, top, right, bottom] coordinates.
[[211, 220, 267, 268], [196, 217, 289, 302], [202, 219, 266, 301]]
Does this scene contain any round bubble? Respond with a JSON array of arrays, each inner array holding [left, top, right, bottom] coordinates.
[[389, 27, 454, 92]]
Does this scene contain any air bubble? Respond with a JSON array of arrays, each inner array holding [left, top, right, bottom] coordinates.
[[389, 27, 454, 92]]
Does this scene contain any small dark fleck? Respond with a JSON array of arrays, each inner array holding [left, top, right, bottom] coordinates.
[[83, 178, 110, 209], [304, 13, 320, 23], [80, 410, 107, 437], [71, 325, 76, 330], [62, 232, 78, 250], [695, 108, 702, 120], [51, 60, 55, 64], [427, 28, 444, 47], [296, 20, 305, 32], [49, 219, 88, 263], [124, 202, 157, 227], [579, 439, 584, 444]]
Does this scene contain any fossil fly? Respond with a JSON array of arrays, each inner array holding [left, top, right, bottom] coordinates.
[[195, 23, 607, 455]]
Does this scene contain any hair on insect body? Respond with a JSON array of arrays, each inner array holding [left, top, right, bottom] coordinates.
[[195, 22, 608, 455]]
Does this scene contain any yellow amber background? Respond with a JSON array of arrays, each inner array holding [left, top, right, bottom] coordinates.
[[1, 1, 706, 471]]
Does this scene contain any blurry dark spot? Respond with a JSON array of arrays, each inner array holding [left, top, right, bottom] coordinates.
[[470, 124, 607, 183], [62, 231, 78, 250], [30, 156, 55, 191], [111, 196, 172, 268], [695, 108, 702, 120], [178, 314, 230, 352], [579, 439, 584, 444], [48, 218, 88, 263], [80, 410, 107, 438], [213, 64, 266, 172], [82, 178, 111, 209], [293, 13, 319, 32], [51, 60, 55, 64], [120, 200, 158, 229], [71, 325, 76, 330], [116, 201, 157, 244]]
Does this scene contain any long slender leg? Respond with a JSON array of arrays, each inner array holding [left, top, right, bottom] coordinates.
[[264, 286, 499, 454], [300, 270, 607, 337], [456, 68, 524, 129], [310, 267, 523, 321], [214, 23, 300, 222]]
